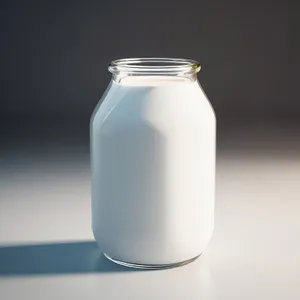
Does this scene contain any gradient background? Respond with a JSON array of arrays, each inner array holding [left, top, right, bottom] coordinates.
[[0, 1, 298, 300]]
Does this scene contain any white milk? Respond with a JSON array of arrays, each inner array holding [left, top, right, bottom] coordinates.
[[91, 76, 215, 265]]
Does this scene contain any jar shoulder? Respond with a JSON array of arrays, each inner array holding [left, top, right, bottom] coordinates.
[[91, 81, 216, 131]]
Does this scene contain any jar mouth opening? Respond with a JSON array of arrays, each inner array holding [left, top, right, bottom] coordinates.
[[108, 58, 201, 75]]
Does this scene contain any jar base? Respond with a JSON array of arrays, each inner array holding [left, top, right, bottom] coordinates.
[[103, 252, 201, 270]]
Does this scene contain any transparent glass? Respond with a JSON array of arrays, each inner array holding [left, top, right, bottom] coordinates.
[[108, 57, 201, 82], [91, 57, 215, 269]]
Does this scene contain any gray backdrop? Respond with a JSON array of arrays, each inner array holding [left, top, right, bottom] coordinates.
[[0, 0, 294, 128]]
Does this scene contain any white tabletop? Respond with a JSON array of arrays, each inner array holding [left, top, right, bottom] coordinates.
[[0, 133, 299, 300]]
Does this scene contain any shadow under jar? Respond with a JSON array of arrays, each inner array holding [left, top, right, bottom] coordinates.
[[91, 58, 216, 269]]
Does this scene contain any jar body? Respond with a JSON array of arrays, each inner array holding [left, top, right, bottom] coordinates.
[[91, 75, 216, 267]]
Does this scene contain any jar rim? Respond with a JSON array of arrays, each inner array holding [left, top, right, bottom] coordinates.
[[108, 58, 201, 75]]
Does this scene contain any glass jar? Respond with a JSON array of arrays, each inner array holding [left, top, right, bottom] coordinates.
[[91, 58, 216, 269]]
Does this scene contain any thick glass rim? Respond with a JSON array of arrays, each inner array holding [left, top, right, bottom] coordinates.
[[108, 58, 201, 75]]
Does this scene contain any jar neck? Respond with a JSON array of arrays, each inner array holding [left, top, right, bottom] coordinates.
[[108, 58, 201, 83]]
